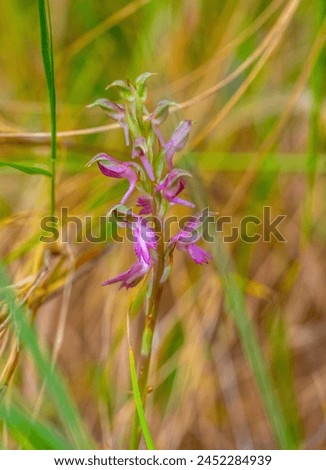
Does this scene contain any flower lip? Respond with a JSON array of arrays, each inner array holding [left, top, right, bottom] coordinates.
[[186, 244, 212, 264]]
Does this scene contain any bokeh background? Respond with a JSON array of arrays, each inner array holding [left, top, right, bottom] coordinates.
[[0, 0, 325, 450]]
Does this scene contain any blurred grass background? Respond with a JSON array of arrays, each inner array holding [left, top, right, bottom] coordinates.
[[0, 0, 325, 450]]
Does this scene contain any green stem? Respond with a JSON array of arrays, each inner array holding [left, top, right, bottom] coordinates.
[[50, 111, 57, 218], [38, 0, 57, 218], [129, 219, 165, 450]]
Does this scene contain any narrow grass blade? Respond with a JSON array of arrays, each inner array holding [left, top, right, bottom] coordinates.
[[127, 318, 155, 450], [185, 161, 295, 449], [269, 313, 303, 448], [303, 5, 326, 239], [0, 402, 73, 450], [0, 264, 94, 449], [3, 234, 41, 264], [211, 236, 295, 449], [37, 0, 57, 216], [0, 161, 52, 177]]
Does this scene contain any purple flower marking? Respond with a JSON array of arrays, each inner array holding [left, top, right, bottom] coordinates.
[[132, 137, 155, 181], [86, 153, 137, 204], [137, 196, 153, 215], [156, 168, 194, 208], [165, 120, 193, 170]]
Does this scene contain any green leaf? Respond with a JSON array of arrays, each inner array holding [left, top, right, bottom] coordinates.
[[0, 161, 52, 177], [0, 403, 73, 450]]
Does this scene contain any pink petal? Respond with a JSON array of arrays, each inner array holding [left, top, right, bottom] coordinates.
[[140, 156, 155, 181], [186, 244, 212, 265], [171, 196, 195, 208], [102, 260, 150, 289]]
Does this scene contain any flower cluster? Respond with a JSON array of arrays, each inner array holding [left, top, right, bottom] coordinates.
[[87, 73, 211, 289]]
